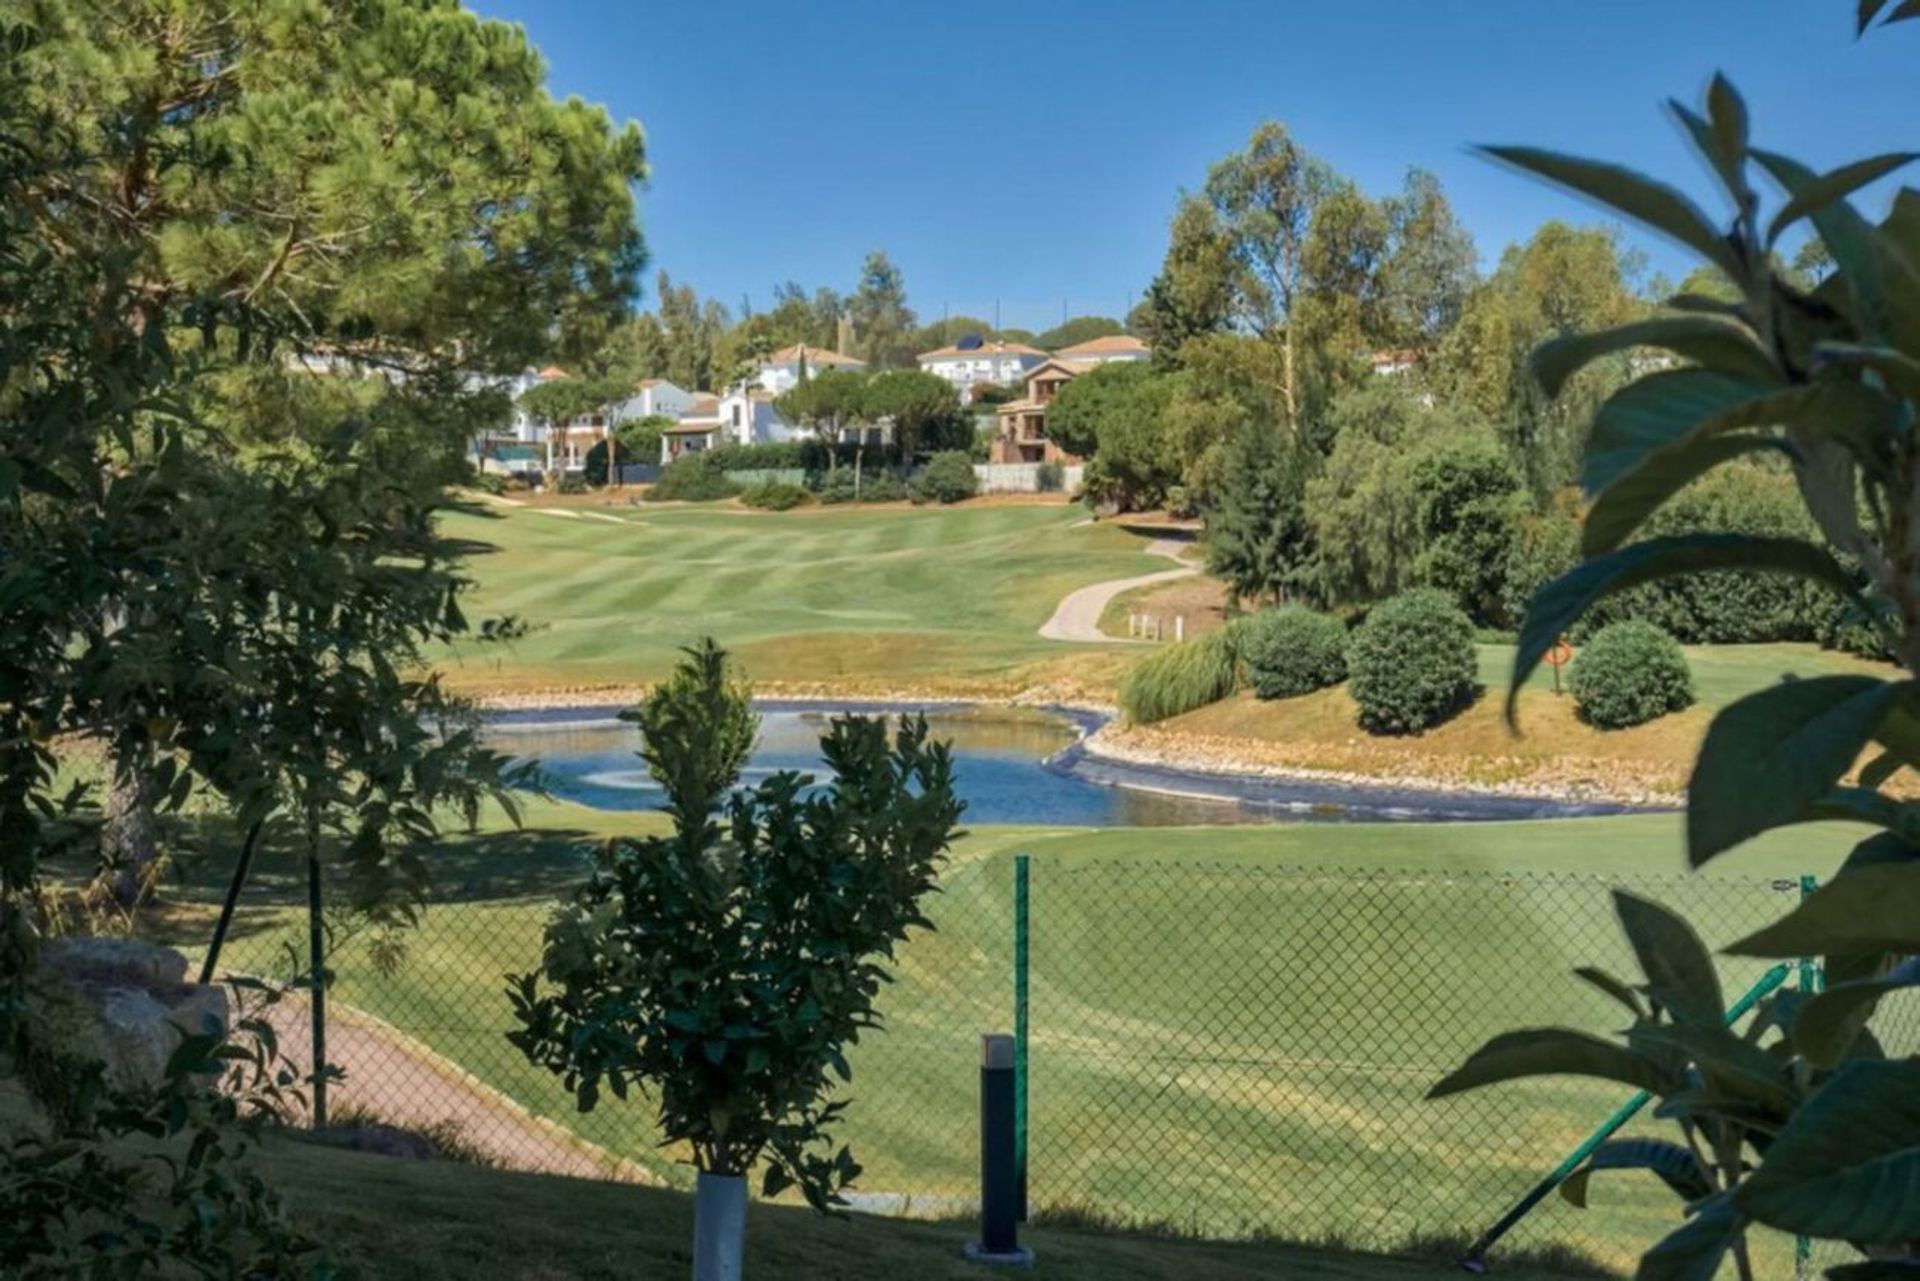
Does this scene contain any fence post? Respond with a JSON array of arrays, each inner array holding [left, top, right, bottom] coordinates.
[[1795, 873, 1820, 1280], [1013, 854, 1030, 1222], [306, 852, 328, 1131]]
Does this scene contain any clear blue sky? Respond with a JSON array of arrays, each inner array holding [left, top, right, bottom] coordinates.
[[478, 1, 1915, 332]]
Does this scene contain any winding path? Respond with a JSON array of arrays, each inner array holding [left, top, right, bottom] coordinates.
[[1039, 538, 1199, 642]]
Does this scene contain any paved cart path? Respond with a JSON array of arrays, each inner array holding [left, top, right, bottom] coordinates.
[[263, 998, 657, 1184], [1038, 539, 1198, 643]]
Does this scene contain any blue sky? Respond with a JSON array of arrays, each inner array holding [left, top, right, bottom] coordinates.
[[478, 1, 1916, 332]]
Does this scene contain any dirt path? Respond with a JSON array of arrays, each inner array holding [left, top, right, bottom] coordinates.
[[263, 997, 657, 1184], [1038, 539, 1198, 643]]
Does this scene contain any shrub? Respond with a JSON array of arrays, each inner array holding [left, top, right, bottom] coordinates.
[[1118, 622, 1247, 724], [816, 468, 909, 504], [708, 440, 809, 471], [740, 479, 810, 511], [1240, 606, 1348, 700], [644, 452, 739, 502], [1568, 622, 1694, 729], [911, 450, 978, 504], [556, 473, 588, 495], [509, 641, 962, 1226], [1346, 588, 1478, 734], [1036, 459, 1065, 493], [473, 471, 508, 496]]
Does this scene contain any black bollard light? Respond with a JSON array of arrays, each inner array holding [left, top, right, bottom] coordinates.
[[965, 1033, 1034, 1268]]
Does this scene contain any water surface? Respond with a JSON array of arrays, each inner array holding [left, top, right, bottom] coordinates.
[[485, 703, 1638, 826]]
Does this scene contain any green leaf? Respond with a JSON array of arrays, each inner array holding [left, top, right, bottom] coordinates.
[[1793, 958, 1920, 1069], [1584, 370, 1769, 494], [1583, 433, 1791, 556], [1632, 1023, 1798, 1112], [1480, 146, 1745, 280], [1737, 1057, 1920, 1240], [1560, 1137, 1713, 1209], [1613, 891, 1724, 1027], [1859, 0, 1895, 34], [1509, 535, 1863, 725], [1813, 341, 1920, 404], [1731, 863, 1920, 957], [1829, 1264, 1920, 1279], [1573, 965, 1648, 1020], [1756, 149, 1920, 353], [1588, 378, 1899, 504], [1768, 152, 1920, 245], [1426, 1028, 1672, 1100], [1635, 1195, 1745, 1281], [1533, 317, 1776, 398], [1688, 677, 1904, 865]]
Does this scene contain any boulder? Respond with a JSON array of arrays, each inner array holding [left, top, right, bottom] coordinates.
[[39, 937, 229, 1091]]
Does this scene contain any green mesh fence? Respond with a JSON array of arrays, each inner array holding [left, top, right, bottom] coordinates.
[[192, 851, 1914, 1274]]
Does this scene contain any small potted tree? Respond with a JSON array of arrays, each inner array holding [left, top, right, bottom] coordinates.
[[508, 640, 964, 1280]]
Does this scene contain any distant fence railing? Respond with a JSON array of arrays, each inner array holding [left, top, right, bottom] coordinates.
[[723, 468, 807, 487], [193, 856, 1906, 1273], [972, 462, 1084, 495]]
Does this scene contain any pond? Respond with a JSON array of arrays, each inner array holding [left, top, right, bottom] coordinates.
[[485, 703, 1639, 826]]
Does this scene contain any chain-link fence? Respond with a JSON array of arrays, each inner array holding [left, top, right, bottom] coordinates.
[[191, 852, 1914, 1274]]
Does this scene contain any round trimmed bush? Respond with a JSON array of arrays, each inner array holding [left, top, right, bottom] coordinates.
[[1240, 606, 1347, 700], [911, 450, 979, 504], [1568, 621, 1694, 729], [1346, 588, 1478, 734]]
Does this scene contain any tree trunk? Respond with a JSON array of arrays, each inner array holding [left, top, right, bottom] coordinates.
[[102, 753, 160, 908], [1282, 325, 1298, 425]]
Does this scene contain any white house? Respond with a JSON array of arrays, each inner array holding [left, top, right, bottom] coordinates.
[[755, 344, 866, 395], [611, 378, 696, 423], [916, 340, 1049, 401], [1053, 334, 1151, 364], [718, 387, 795, 447], [660, 393, 724, 461]]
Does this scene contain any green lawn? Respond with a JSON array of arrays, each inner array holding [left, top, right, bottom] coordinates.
[[47, 1117, 1602, 1280], [181, 806, 1880, 1276], [437, 500, 1149, 692]]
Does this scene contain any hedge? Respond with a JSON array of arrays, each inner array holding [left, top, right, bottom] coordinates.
[[644, 453, 739, 503], [1346, 588, 1478, 734], [1240, 606, 1347, 699], [1568, 622, 1694, 729], [739, 479, 811, 511]]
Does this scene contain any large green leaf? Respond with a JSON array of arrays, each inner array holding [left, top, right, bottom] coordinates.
[[1532, 317, 1775, 398], [1426, 1028, 1673, 1100], [1813, 341, 1920, 404], [1589, 378, 1901, 502], [1480, 146, 1745, 280], [1614, 891, 1724, 1028], [1793, 959, 1920, 1069], [1560, 1137, 1713, 1208], [1731, 863, 1920, 957], [1584, 369, 1770, 494], [1737, 1058, 1920, 1240], [1510, 536, 1863, 724], [1688, 676, 1905, 866], [1768, 152, 1920, 245], [1667, 77, 1749, 210], [1635, 1195, 1746, 1281], [1582, 434, 1791, 556], [1633, 1023, 1798, 1112], [1757, 149, 1920, 355]]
